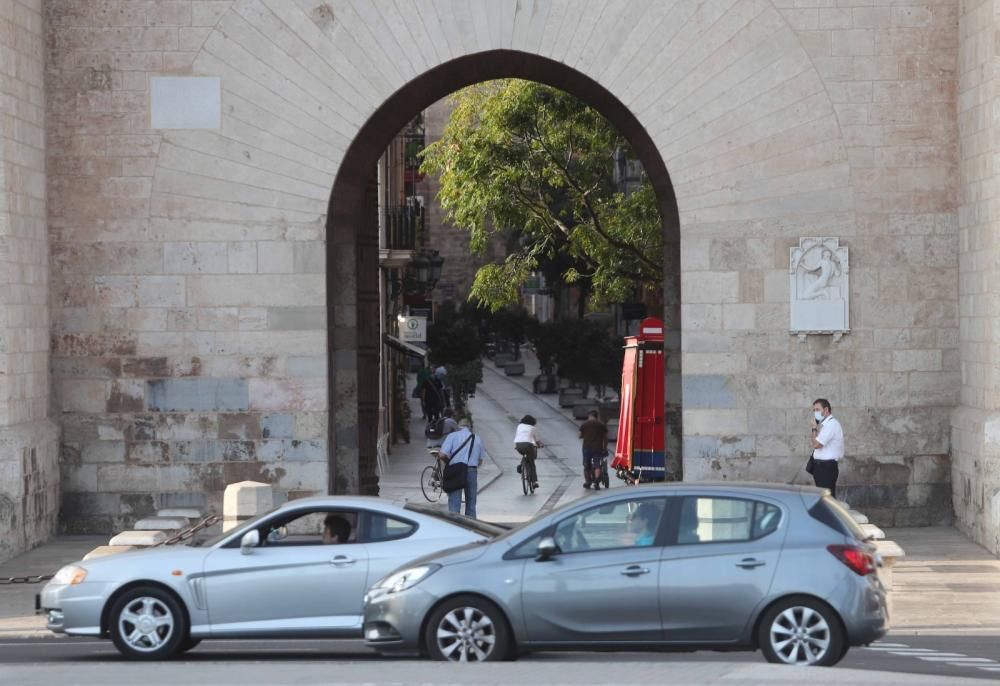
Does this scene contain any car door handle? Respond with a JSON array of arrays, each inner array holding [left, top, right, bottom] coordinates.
[[330, 555, 356, 566], [736, 558, 766, 569], [620, 565, 651, 577]]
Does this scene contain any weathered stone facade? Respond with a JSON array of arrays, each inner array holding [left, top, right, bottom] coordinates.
[[1, 0, 996, 561], [0, 0, 60, 563], [952, 0, 1000, 554]]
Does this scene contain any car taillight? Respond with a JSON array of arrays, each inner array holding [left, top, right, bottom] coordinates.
[[827, 544, 875, 576]]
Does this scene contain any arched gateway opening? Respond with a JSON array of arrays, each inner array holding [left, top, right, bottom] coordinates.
[[325, 51, 682, 494]]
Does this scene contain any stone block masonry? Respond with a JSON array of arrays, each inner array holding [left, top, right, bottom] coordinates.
[[0, 0, 60, 563], [22, 0, 975, 541]]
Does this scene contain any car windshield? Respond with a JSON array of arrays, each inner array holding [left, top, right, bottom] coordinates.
[[403, 503, 508, 538], [823, 495, 869, 541]]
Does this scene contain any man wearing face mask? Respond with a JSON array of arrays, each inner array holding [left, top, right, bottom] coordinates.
[[810, 398, 844, 498]]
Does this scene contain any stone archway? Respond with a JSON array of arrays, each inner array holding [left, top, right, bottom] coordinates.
[[325, 50, 684, 493], [48, 0, 931, 534]]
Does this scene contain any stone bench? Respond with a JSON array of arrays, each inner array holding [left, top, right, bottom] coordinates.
[[83, 545, 135, 561], [135, 516, 189, 531], [860, 523, 885, 540], [156, 508, 202, 520], [572, 400, 598, 419], [874, 540, 905, 590], [559, 388, 584, 408], [493, 353, 515, 366], [109, 530, 167, 547]]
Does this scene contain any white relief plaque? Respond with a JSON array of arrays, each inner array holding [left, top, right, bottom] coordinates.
[[150, 77, 221, 130], [789, 237, 849, 336]]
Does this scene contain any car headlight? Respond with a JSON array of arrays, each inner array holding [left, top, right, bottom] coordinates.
[[51, 565, 88, 585], [373, 564, 439, 594]]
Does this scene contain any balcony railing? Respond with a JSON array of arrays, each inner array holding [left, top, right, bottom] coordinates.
[[384, 202, 423, 251]]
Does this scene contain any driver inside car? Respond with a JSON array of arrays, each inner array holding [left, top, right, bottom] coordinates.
[[323, 514, 351, 544]]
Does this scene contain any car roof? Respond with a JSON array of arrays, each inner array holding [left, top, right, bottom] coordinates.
[[274, 495, 413, 513], [612, 481, 826, 496]]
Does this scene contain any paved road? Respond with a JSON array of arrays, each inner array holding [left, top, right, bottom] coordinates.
[[0, 634, 997, 683]]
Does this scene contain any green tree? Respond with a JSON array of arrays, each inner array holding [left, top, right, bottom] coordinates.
[[420, 80, 662, 312]]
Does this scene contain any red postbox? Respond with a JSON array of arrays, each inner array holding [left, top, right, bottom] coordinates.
[[612, 317, 665, 482]]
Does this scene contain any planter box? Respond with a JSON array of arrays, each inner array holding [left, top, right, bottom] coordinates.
[[572, 399, 598, 419], [532, 374, 558, 394], [504, 362, 525, 376], [559, 388, 584, 407], [494, 353, 515, 366], [606, 419, 619, 441], [598, 400, 620, 422]]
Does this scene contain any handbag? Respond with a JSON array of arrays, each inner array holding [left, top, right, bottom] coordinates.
[[805, 451, 815, 475], [442, 433, 475, 494]]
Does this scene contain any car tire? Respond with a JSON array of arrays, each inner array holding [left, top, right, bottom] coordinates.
[[177, 636, 201, 654], [424, 595, 511, 663], [108, 586, 188, 660], [758, 596, 845, 667]]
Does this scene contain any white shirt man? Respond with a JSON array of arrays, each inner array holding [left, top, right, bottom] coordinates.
[[810, 399, 844, 499], [814, 415, 844, 461]]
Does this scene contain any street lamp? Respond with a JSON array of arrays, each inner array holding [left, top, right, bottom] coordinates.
[[411, 252, 431, 285]]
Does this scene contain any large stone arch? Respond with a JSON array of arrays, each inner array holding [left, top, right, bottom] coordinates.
[[70, 0, 992, 538]]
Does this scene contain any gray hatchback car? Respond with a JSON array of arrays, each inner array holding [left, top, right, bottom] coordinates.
[[363, 483, 887, 666]]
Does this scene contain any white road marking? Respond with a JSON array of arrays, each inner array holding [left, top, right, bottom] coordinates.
[[870, 643, 911, 648], [916, 654, 977, 661]]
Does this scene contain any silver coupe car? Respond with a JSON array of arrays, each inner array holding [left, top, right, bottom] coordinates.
[[39, 496, 503, 659], [363, 483, 888, 666]]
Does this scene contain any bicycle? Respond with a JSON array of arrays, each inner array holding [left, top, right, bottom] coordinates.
[[421, 448, 444, 502], [516, 443, 542, 495]]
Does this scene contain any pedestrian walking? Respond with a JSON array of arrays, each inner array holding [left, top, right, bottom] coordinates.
[[579, 410, 608, 490], [415, 363, 433, 419], [423, 375, 445, 423], [439, 418, 484, 518], [810, 398, 844, 498]]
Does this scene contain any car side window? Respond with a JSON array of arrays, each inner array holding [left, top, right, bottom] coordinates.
[[553, 498, 667, 554], [677, 497, 782, 544], [362, 511, 417, 542], [260, 510, 359, 546]]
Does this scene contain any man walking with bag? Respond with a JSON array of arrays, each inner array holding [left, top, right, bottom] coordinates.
[[810, 398, 844, 498], [439, 418, 484, 518]]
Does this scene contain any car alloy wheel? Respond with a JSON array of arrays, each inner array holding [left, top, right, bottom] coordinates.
[[108, 586, 188, 660], [118, 596, 175, 653], [426, 595, 511, 663], [769, 606, 831, 665]]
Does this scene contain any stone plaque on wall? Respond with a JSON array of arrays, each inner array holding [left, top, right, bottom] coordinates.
[[789, 237, 849, 336]]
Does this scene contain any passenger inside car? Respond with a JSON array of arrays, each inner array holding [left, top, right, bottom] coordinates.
[[631, 502, 661, 546]]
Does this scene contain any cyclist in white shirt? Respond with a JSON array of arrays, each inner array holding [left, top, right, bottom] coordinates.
[[513, 415, 543, 490]]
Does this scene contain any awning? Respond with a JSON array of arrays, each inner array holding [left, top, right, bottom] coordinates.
[[384, 334, 428, 360]]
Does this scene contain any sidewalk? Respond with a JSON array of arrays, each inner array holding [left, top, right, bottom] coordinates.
[[884, 526, 1000, 636]]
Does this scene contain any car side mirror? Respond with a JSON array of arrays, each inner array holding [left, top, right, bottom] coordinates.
[[536, 536, 558, 561], [240, 529, 260, 555]]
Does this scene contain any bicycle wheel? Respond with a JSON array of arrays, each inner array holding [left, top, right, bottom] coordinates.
[[422, 465, 442, 502], [521, 458, 530, 495]]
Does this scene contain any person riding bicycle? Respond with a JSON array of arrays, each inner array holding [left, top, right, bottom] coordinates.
[[514, 414, 543, 491]]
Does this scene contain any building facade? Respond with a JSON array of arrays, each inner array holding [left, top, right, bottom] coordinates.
[[1, 0, 998, 562]]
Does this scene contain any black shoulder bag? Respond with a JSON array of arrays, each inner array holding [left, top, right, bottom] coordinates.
[[442, 434, 475, 494]]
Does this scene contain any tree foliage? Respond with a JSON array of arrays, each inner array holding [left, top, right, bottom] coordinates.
[[420, 80, 662, 311]]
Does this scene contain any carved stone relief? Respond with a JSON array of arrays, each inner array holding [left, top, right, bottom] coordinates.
[[789, 237, 849, 337]]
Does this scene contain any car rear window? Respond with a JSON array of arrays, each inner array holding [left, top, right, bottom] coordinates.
[[404, 503, 507, 538], [808, 495, 868, 540]]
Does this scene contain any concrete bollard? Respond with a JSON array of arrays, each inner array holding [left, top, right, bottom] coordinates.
[[223, 481, 273, 532], [873, 540, 905, 591], [109, 530, 167, 547], [83, 545, 135, 560], [135, 516, 189, 531]]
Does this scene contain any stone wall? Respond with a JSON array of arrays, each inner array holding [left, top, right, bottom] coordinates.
[[41, 0, 963, 532], [952, 0, 1000, 554], [0, 0, 59, 563], [46, 0, 328, 532], [682, 0, 959, 526]]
